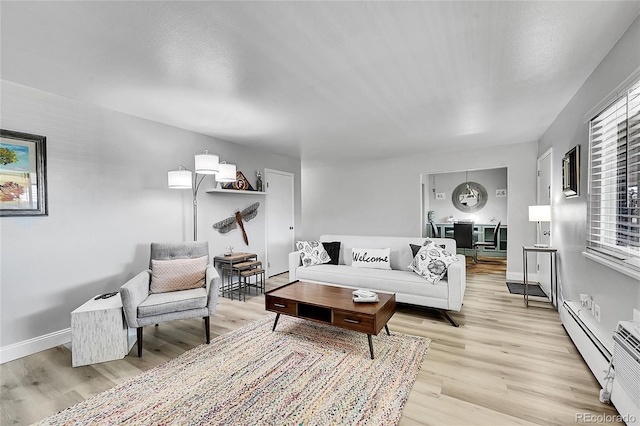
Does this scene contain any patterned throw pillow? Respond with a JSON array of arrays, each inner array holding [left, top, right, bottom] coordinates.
[[351, 248, 392, 270], [409, 242, 458, 284], [296, 241, 331, 267], [150, 255, 208, 293]]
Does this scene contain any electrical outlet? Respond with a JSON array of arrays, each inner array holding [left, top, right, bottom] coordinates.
[[594, 304, 601, 323]]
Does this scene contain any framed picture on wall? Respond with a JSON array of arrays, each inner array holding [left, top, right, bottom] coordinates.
[[562, 144, 580, 198], [0, 129, 48, 216]]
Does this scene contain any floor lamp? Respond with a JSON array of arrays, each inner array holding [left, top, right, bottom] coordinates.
[[528, 205, 551, 247], [168, 151, 236, 241]]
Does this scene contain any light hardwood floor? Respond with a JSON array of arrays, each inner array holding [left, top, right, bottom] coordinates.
[[1, 270, 620, 425]]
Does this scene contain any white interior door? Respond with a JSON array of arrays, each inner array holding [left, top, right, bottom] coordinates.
[[265, 169, 295, 277], [537, 150, 552, 298]]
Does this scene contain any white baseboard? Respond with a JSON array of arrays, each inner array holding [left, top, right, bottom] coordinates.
[[506, 271, 538, 282], [0, 328, 71, 364]]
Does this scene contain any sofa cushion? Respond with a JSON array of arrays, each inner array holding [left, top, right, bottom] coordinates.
[[409, 243, 458, 284], [351, 248, 391, 270], [322, 241, 341, 265], [296, 264, 449, 300], [410, 240, 449, 278], [138, 287, 208, 318], [150, 255, 208, 293], [296, 241, 331, 267]]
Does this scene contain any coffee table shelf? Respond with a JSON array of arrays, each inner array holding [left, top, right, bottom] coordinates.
[[265, 281, 396, 359]]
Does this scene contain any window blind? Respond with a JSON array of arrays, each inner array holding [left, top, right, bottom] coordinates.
[[587, 80, 640, 273]]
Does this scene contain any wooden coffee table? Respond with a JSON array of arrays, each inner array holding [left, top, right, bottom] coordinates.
[[265, 280, 396, 359]]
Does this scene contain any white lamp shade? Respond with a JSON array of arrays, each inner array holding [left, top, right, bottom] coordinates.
[[529, 205, 551, 222], [168, 169, 192, 189], [216, 163, 237, 182], [194, 152, 219, 174]]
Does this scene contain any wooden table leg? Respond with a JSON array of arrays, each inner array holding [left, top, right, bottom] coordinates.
[[368, 334, 374, 359], [272, 313, 280, 332], [385, 324, 390, 336]]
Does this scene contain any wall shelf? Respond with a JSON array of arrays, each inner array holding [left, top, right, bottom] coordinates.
[[206, 188, 267, 195]]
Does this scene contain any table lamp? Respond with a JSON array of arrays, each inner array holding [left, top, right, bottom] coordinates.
[[529, 205, 551, 248]]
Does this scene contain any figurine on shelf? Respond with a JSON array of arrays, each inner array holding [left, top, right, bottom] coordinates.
[[256, 170, 263, 192], [225, 246, 234, 256]]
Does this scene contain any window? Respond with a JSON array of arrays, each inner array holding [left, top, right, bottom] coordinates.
[[587, 79, 640, 274]]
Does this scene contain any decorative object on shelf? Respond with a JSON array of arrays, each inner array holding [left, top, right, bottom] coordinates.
[[0, 129, 48, 216], [562, 145, 580, 198], [529, 205, 551, 247], [222, 170, 254, 191], [256, 170, 263, 192], [452, 172, 487, 213], [212, 202, 260, 245], [224, 246, 234, 256], [168, 149, 231, 241]]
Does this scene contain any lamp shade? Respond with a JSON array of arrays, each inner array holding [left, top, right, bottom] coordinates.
[[216, 162, 237, 182], [168, 169, 192, 189], [194, 151, 219, 174], [529, 205, 551, 222]]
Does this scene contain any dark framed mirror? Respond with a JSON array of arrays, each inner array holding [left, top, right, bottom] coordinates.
[[562, 145, 579, 198]]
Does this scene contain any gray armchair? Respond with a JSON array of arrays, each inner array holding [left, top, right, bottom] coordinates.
[[120, 242, 220, 357]]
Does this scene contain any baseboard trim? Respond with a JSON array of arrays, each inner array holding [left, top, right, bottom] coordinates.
[[506, 271, 538, 283], [0, 328, 71, 364]]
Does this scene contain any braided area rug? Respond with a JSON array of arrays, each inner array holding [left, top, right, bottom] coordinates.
[[37, 314, 430, 425]]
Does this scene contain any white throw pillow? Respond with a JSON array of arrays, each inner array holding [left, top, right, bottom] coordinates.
[[409, 242, 458, 284], [150, 255, 208, 293], [351, 248, 392, 270], [296, 241, 331, 267]]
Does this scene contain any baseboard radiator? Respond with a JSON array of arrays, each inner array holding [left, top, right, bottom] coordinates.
[[561, 301, 639, 425], [612, 321, 640, 425]]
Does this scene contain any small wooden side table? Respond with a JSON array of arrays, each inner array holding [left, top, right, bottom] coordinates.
[[522, 246, 558, 309], [71, 293, 134, 367], [214, 252, 258, 300]]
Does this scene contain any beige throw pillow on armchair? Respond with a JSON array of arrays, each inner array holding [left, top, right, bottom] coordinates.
[[150, 255, 208, 293]]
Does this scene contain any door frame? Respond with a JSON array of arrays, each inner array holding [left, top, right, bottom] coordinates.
[[264, 168, 295, 277], [535, 148, 553, 290]]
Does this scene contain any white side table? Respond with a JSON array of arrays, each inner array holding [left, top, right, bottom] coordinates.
[[71, 293, 135, 367], [522, 246, 558, 309]]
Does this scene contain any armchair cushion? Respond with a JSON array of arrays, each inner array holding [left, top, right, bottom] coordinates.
[[138, 287, 208, 318], [150, 255, 208, 293]]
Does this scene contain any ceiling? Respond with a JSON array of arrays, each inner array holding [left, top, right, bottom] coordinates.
[[2, 2, 639, 167]]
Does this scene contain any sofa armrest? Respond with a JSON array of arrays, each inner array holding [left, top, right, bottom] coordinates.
[[289, 251, 302, 282], [120, 270, 151, 328], [445, 255, 467, 311], [206, 264, 220, 315]]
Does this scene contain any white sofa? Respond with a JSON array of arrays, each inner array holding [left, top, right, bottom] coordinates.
[[289, 234, 466, 326]]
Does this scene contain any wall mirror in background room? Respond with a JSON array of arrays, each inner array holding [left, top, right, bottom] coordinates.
[[421, 167, 508, 262]]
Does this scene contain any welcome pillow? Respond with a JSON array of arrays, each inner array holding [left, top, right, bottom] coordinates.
[[409, 243, 458, 284], [296, 241, 331, 267], [351, 248, 392, 270]]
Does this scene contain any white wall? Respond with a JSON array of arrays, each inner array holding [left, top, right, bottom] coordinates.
[[537, 16, 640, 344], [0, 80, 301, 356], [424, 168, 508, 225], [301, 142, 537, 280]]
